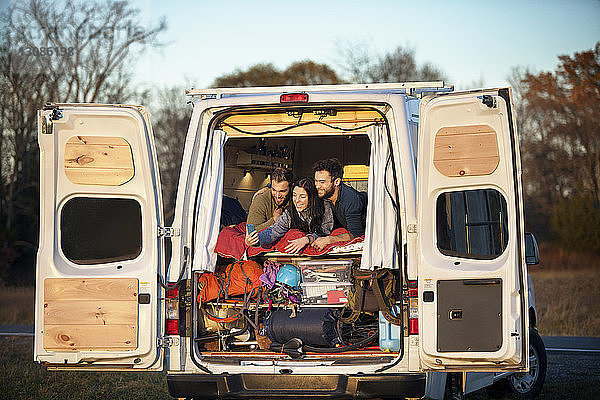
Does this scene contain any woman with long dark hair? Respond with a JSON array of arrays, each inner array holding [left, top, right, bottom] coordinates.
[[245, 177, 333, 253]]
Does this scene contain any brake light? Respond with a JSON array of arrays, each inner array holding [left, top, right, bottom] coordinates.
[[280, 93, 308, 103], [165, 286, 179, 299], [408, 281, 418, 335], [166, 318, 179, 335], [409, 317, 419, 335], [165, 283, 180, 335]]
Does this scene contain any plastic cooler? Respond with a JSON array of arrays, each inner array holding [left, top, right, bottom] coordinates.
[[299, 259, 353, 283], [301, 282, 352, 305]]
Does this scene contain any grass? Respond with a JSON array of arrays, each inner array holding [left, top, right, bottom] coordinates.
[[0, 286, 34, 325], [2, 337, 598, 400], [0, 337, 170, 400], [536, 243, 600, 271], [529, 245, 600, 337], [530, 268, 600, 336]]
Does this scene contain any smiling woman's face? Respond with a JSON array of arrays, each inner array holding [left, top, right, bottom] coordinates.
[[293, 186, 309, 212]]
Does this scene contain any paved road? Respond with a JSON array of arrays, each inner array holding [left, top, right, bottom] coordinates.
[[0, 325, 34, 336], [543, 345, 600, 400], [2, 325, 598, 352], [542, 336, 600, 352]]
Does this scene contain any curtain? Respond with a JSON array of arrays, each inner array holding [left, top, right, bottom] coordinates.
[[360, 124, 399, 270], [192, 129, 227, 271]]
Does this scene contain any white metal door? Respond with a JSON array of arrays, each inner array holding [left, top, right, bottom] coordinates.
[[417, 89, 528, 371], [34, 104, 164, 370]]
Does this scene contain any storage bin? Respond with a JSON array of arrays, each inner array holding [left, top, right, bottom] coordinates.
[[299, 259, 353, 283], [300, 282, 353, 305]]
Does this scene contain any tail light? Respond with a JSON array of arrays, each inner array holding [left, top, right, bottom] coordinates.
[[165, 284, 179, 335], [280, 93, 308, 103], [166, 318, 179, 335], [408, 281, 418, 335]]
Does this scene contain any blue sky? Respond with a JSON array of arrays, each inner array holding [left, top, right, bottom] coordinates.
[[134, 0, 599, 90]]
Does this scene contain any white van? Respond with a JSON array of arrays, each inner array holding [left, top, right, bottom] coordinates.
[[34, 82, 545, 399]]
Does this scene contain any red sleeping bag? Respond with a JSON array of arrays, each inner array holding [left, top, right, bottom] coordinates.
[[214, 222, 364, 260]]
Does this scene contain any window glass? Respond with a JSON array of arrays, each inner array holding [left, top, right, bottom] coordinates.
[[61, 197, 142, 264], [436, 189, 508, 259]]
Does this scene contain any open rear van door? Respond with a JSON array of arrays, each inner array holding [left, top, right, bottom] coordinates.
[[35, 104, 164, 370], [416, 89, 528, 371]]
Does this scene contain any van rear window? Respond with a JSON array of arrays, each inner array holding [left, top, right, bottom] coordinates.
[[436, 189, 508, 259], [60, 197, 142, 264]]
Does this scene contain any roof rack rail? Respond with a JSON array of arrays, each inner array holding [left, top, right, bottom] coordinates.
[[185, 82, 453, 99]]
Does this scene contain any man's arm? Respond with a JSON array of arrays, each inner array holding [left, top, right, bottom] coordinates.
[[247, 192, 274, 231], [311, 194, 364, 251], [254, 217, 275, 232], [257, 210, 291, 246], [311, 232, 353, 251], [342, 194, 366, 238]]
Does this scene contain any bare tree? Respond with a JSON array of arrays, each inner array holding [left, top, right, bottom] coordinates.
[[151, 86, 191, 224], [7, 0, 166, 102], [335, 40, 373, 83], [338, 43, 446, 83], [0, 0, 166, 283]]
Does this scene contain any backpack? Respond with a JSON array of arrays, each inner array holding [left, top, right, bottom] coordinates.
[[197, 260, 263, 303], [339, 268, 401, 326]]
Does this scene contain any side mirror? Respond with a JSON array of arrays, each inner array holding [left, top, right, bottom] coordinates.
[[525, 232, 540, 265]]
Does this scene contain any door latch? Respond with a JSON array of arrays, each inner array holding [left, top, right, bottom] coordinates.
[[157, 336, 179, 348], [50, 108, 63, 120], [449, 309, 463, 320], [158, 226, 181, 238]]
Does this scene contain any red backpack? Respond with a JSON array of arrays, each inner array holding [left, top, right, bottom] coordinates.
[[197, 260, 263, 303]]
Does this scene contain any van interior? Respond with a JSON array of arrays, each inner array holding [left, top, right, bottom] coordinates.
[[223, 135, 370, 209], [192, 105, 405, 362]]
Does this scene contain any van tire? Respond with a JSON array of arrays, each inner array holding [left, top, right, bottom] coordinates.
[[506, 329, 547, 399], [487, 329, 547, 399]]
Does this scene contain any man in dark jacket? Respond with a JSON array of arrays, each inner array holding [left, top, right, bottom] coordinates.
[[312, 158, 367, 250]]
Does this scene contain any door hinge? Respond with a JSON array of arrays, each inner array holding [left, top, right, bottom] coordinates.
[[40, 107, 63, 135], [157, 336, 180, 348], [158, 226, 180, 238], [407, 224, 417, 234], [41, 114, 53, 135], [183, 285, 193, 307], [50, 108, 63, 120]]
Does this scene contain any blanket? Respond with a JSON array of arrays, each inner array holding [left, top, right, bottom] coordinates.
[[215, 222, 364, 260]]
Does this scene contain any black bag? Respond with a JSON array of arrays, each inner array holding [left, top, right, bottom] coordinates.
[[340, 268, 401, 326], [264, 308, 340, 347]]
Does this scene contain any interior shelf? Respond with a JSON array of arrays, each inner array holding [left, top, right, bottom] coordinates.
[[236, 150, 292, 171]]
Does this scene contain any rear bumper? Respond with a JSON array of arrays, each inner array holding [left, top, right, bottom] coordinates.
[[167, 372, 425, 399]]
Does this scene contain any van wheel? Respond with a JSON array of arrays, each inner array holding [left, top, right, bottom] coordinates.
[[444, 372, 464, 400], [506, 329, 547, 399], [487, 329, 547, 399]]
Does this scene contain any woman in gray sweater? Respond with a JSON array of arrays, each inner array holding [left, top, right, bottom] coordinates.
[[245, 177, 333, 254]]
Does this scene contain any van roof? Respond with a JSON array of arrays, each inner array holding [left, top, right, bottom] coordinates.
[[186, 81, 454, 99]]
